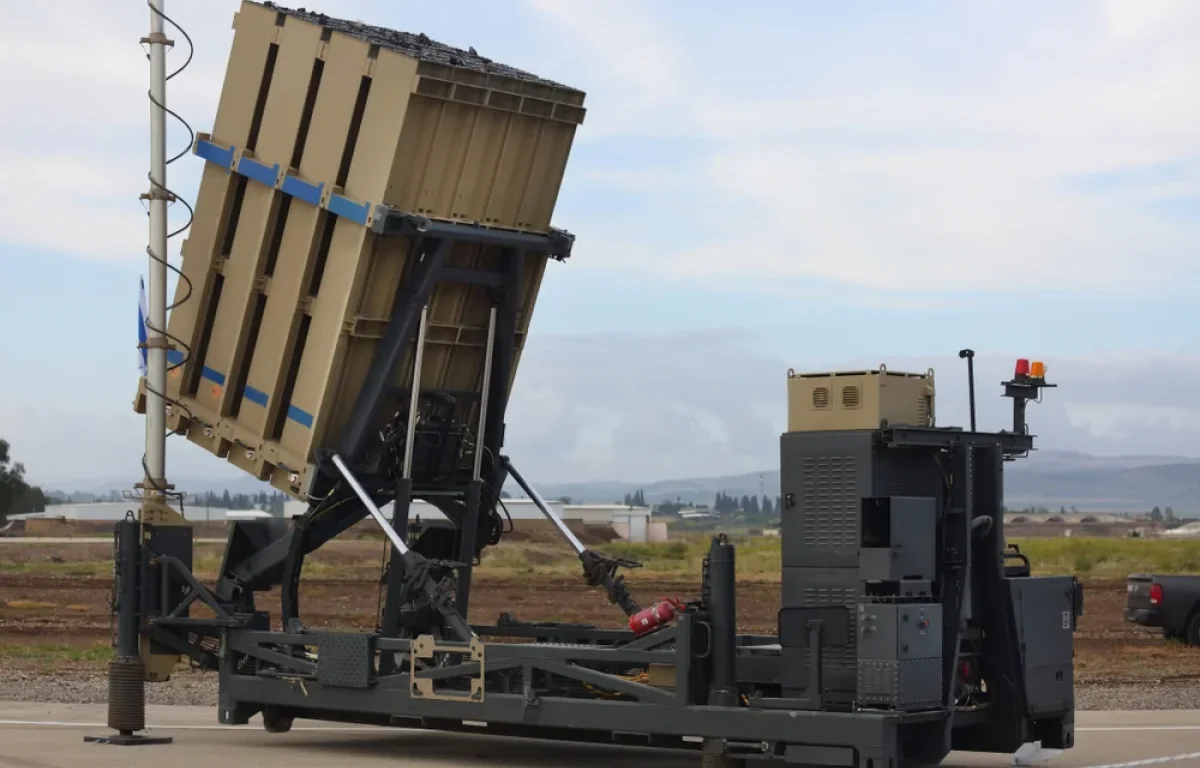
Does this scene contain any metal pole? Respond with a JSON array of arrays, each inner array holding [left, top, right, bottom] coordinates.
[[403, 306, 429, 480], [144, 0, 169, 493], [504, 460, 586, 555], [959, 349, 976, 432], [331, 453, 475, 642], [456, 307, 497, 617], [473, 307, 497, 480], [84, 3, 173, 745], [331, 454, 410, 556]]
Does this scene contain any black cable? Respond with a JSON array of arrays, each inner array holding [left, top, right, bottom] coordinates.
[[497, 495, 514, 535], [133, 1, 197, 510]]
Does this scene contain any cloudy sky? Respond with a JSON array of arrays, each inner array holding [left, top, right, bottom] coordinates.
[[1, 0, 1197, 490]]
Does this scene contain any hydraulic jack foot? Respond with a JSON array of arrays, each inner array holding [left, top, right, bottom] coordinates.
[[84, 731, 173, 746], [84, 655, 173, 745]]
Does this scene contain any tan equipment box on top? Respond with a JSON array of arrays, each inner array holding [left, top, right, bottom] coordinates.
[[786, 365, 935, 433]]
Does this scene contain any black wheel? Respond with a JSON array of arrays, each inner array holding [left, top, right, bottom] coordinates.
[[262, 708, 294, 734], [1185, 611, 1200, 647]]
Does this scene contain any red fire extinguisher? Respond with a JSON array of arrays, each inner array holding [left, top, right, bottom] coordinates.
[[629, 597, 685, 637]]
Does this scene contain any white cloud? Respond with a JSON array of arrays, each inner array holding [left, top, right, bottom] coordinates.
[[528, 0, 1200, 293], [6, 0, 1195, 295], [1100, 0, 1200, 42], [0, 1, 227, 262], [501, 333, 1200, 483], [520, 0, 690, 139], [8, 329, 1198, 489], [3, 1, 1197, 489]]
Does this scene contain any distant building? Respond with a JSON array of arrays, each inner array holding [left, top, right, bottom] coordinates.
[[12, 501, 232, 522], [227, 509, 274, 521], [1162, 522, 1200, 539], [282, 497, 567, 522], [14, 498, 662, 541], [678, 509, 717, 520], [282, 499, 657, 542]]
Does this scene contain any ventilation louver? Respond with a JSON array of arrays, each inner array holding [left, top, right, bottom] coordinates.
[[813, 387, 830, 409]]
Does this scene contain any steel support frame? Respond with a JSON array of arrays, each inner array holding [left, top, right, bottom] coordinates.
[[951, 444, 1036, 754], [220, 222, 539, 626], [211, 617, 927, 766]]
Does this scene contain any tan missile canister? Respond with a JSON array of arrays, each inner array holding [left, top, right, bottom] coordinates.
[[135, 1, 586, 498]]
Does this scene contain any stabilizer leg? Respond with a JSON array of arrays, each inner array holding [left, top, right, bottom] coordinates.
[[85, 515, 173, 747]]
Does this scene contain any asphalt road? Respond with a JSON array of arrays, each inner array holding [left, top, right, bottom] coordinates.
[[0, 703, 1198, 768]]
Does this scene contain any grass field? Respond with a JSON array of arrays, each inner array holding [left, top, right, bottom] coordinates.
[[2, 533, 1199, 685], [1012, 537, 1200, 576], [2, 534, 1198, 580], [485, 534, 1200, 579]]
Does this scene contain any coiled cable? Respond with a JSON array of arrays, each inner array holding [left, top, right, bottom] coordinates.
[[132, 1, 196, 512]]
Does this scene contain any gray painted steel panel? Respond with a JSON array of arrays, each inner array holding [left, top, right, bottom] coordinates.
[[856, 603, 942, 661], [1011, 576, 1077, 716]]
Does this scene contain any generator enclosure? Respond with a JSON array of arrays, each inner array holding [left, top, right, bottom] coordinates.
[[776, 384, 1081, 756], [786, 366, 935, 433], [136, 0, 586, 499]]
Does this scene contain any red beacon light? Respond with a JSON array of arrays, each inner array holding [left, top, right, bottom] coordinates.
[[1014, 358, 1031, 378]]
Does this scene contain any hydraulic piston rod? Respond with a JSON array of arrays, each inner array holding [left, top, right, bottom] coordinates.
[[330, 453, 476, 642], [502, 457, 640, 616], [331, 454, 410, 556], [502, 458, 585, 554]]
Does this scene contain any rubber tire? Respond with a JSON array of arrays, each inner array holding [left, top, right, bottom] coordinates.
[[262, 708, 294, 734], [1185, 611, 1200, 648]]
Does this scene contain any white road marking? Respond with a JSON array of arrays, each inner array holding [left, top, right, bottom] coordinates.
[[0, 718, 1198, 732], [0, 719, 381, 731], [1077, 726, 1200, 732], [1079, 753, 1200, 768]]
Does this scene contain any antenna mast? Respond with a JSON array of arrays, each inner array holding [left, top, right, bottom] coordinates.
[[144, 0, 170, 502], [84, 0, 177, 746]]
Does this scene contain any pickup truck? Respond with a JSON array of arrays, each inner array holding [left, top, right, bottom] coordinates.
[[1125, 573, 1200, 645]]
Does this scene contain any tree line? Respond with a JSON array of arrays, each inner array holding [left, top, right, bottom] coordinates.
[[0, 436, 294, 523], [0, 439, 47, 523], [1005, 504, 1184, 522], [610, 489, 781, 517], [711, 491, 778, 516], [191, 490, 287, 515]]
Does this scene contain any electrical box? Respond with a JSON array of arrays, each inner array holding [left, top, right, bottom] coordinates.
[[134, 1, 585, 498], [1010, 576, 1077, 716], [786, 366, 935, 433], [856, 603, 942, 661], [856, 603, 943, 711], [859, 496, 937, 583]]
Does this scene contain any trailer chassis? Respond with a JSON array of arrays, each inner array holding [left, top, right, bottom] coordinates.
[[94, 135, 1081, 767]]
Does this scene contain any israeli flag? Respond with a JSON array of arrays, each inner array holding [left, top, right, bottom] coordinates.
[[138, 276, 149, 376]]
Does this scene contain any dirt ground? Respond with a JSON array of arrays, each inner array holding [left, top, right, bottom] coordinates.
[[2, 541, 1198, 685]]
